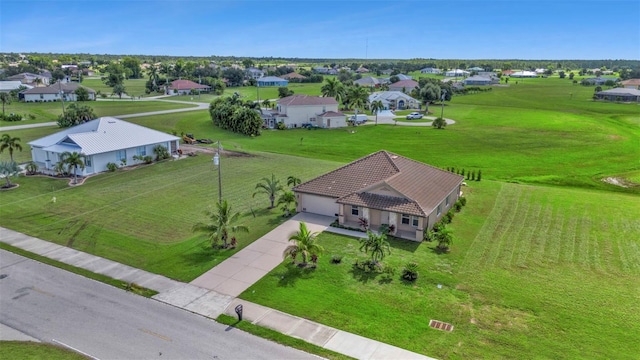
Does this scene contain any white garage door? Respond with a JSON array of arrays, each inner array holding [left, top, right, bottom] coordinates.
[[301, 194, 339, 217]]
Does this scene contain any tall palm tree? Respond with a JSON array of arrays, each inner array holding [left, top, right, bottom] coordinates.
[[262, 99, 272, 109], [370, 100, 384, 126], [321, 77, 345, 104], [0, 134, 22, 162], [359, 231, 391, 263], [287, 175, 301, 188], [192, 200, 249, 248], [147, 64, 159, 91], [283, 222, 324, 265], [253, 174, 284, 209], [60, 151, 86, 184], [345, 86, 368, 111], [276, 190, 297, 217], [0, 92, 11, 116], [0, 161, 20, 188]]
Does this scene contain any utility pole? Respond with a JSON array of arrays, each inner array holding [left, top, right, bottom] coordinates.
[[213, 141, 222, 204]]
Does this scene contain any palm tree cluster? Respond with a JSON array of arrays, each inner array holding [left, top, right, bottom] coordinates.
[[283, 222, 324, 266], [253, 174, 300, 217], [320, 78, 369, 112], [209, 97, 263, 136], [192, 199, 249, 249], [60, 151, 87, 184]]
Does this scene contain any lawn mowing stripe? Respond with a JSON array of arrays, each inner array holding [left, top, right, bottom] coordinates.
[[620, 219, 640, 274], [545, 205, 565, 264], [514, 202, 543, 268], [614, 226, 630, 273], [501, 192, 536, 268], [527, 204, 553, 266], [486, 187, 529, 267], [577, 211, 592, 270], [560, 208, 579, 264], [589, 230, 604, 274]]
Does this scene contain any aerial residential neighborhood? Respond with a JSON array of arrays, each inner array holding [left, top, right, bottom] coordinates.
[[0, 1, 638, 360]]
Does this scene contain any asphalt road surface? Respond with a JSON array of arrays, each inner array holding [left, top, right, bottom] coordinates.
[[0, 250, 317, 360]]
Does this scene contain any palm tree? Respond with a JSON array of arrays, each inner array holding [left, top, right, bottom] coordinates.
[[435, 228, 453, 252], [147, 64, 159, 91], [60, 151, 86, 184], [0, 134, 22, 162], [283, 222, 324, 265], [359, 231, 391, 263], [345, 86, 368, 111], [287, 175, 301, 188], [192, 199, 249, 248], [321, 77, 346, 104], [276, 190, 297, 217], [253, 174, 284, 209], [0, 161, 20, 188], [262, 99, 272, 109], [370, 100, 384, 126], [0, 92, 11, 116]]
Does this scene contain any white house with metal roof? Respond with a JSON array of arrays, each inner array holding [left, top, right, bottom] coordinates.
[[28, 117, 180, 176]]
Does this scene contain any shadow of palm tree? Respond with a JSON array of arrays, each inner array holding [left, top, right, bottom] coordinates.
[[276, 262, 315, 287], [348, 266, 380, 284]]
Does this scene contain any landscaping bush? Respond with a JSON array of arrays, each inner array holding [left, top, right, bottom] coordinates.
[[1, 113, 23, 122], [330, 255, 343, 264], [401, 262, 419, 282], [153, 145, 170, 161], [423, 229, 436, 242], [106, 162, 118, 172], [458, 196, 467, 206], [353, 258, 381, 273], [443, 210, 455, 224], [25, 161, 38, 175]]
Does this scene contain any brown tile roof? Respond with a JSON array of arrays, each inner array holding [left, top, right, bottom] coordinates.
[[168, 79, 211, 90], [278, 94, 338, 106], [621, 78, 640, 86], [281, 72, 307, 80], [294, 150, 463, 216], [390, 80, 419, 88]]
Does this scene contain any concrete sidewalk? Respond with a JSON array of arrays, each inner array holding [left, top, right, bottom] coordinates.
[[0, 223, 434, 360]]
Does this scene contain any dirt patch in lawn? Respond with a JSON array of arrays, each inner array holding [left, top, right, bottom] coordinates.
[[601, 177, 638, 188], [179, 144, 255, 158]]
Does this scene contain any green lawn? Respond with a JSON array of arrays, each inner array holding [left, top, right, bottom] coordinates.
[[240, 181, 640, 359], [0, 341, 88, 360], [0, 152, 341, 281], [82, 78, 150, 98], [167, 82, 326, 103], [0, 100, 196, 126]]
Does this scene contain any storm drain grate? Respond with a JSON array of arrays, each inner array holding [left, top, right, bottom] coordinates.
[[429, 320, 454, 332]]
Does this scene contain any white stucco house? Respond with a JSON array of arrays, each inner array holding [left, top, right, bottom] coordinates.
[[368, 91, 419, 110], [293, 150, 464, 241], [28, 117, 180, 176], [268, 95, 345, 128], [420, 68, 442, 74], [22, 83, 96, 102], [445, 69, 470, 77]]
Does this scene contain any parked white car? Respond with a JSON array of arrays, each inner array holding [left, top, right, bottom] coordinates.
[[406, 112, 423, 119]]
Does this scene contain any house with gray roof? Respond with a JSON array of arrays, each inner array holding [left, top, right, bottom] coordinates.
[[22, 82, 96, 102], [463, 75, 498, 86], [368, 91, 419, 110], [0, 81, 31, 93], [257, 76, 288, 87], [271, 95, 344, 128], [594, 88, 640, 102], [293, 150, 464, 241], [389, 79, 419, 93], [420, 67, 442, 74], [354, 76, 383, 87], [28, 117, 180, 176]]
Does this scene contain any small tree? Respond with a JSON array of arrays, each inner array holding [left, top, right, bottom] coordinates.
[[153, 145, 170, 161], [0, 161, 20, 188], [276, 190, 297, 217], [283, 222, 324, 266], [359, 231, 391, 263], [25, 161, 38, 175], [192, 199, 249, 248], [253, 174, 284, 208], [60, 151, 87, 184], [432, 117, 447, 129], [286, 175, 301, 188], [113, 83, 126, 99], [74, 86, 90, 101], [0, 92, 11, 116], [0, 134, 23, 162], [435, 228, 454, 252]]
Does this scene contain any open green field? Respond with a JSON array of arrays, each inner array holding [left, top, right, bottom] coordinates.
[[167, 81, 327, 103], [241, 180, 640, 359], [0, 341, 88, 360], [82, 78, 150, 97], [0, 100, 195, 127], [0, 152, 341, 281]]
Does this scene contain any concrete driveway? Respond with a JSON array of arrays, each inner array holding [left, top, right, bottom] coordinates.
[[190, 212, 335, 297]]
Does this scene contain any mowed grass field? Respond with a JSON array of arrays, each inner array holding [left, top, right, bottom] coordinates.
[[0, 152, 341, 281], [241, 180, 640, 359], [82, 78, 150, 98]]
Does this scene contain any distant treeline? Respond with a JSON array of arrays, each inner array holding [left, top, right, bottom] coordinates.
[[1, 52, 638, 72]]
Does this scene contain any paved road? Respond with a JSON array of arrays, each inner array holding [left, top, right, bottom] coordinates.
[[0, 250, 317, 360]]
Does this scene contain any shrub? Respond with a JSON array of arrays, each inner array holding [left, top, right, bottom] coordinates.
[[433, 221, 446, 233], [477, 170, 482, 181], [453, 200, 463, 212], [1, 113, 23, 122], [443, 210, 455, 224], [401, 262, 419, 282], [330, 255, 343, 264], [358, 217, 369, 231], [106, 162, 118, 172], [459, 196, 467, 206], [143, 155, 153, 164], [25, 161, 38, 175], [471, 170, 476, 181], [380, 264, 396, 282], [277, 121, 287, 130], [353, 258, 381, 273], [423, 229, 436, 242], [153, 145, 170, 161], [379, 223, 395, 235]]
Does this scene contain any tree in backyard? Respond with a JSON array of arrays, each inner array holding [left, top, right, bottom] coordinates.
[[192, 199, 249, 248], [278, 87, 294, 98], [211, 79, 225, 95], [369, 99, 384, 126], [253, 174, 284, 208], [435, 227, 453, 252], [113, 83, 126, 99], [0, 161, 20, 188], [345, 86, 368, 110], [0, 134, 23, 162], [337, 70, 353, 84], [147, 64, 160, 92], [74, 86, 90, 101], [57, 103, 96, 128], [420, 83, 441, 114], [283, 222, 324, 266], [121, 57, 143, 78], [173, 59, 187, 79], [242, 59, 254, 69], [60, 151, 87, 184], [276, 190, 297, 217], [0, 92, 12, 116], [320, 77, 346, 104], [287, 175, 301, 188], [432, 117, 447, 129], [101, 63, 126, 87], [359, 231, 391, 263], [223, 68, 244, 87], [262, 99, 272, 109]]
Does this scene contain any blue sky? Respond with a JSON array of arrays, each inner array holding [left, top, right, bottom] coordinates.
[[1, 0, 638, 59]]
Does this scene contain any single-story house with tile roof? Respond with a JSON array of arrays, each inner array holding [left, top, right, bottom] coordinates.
[[389, 80, 419, 93], [167, 80, 211, 95], [28, 117, 180, 176], [0, 81, 32, 93], [445, 69, 470, 77], [257, 76, 288, 87], [22, 82, 96, 102], [463, 75, 497, 86], [368, 91, 419, 110], [354, 76, 382, 87], [620, 79, 640, 89], [6, 72, 51, 86], [281, 72, 307, 81], [594, 88, 640, 102], [420, 68, 442, 74], [293, 150, 464, 241], [272, 94, 340, 128]]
